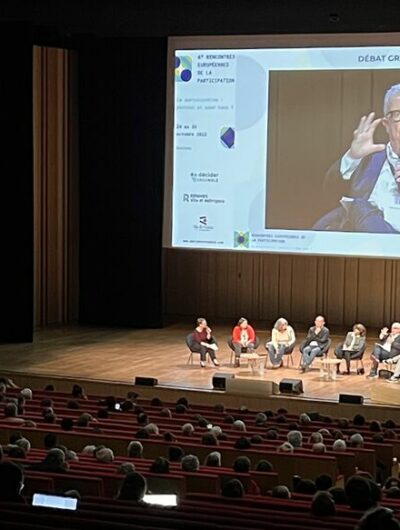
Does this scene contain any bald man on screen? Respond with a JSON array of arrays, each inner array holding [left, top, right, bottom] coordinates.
[[313, 83, 400, 233]]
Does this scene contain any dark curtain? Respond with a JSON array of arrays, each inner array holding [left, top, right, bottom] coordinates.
[[79, 38, 166, 327], [0, 23, 33, 342]]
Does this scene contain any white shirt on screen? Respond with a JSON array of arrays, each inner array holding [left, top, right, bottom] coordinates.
[[340, 143, 400, 231]]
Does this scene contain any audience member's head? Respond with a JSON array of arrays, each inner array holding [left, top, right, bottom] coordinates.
[[271, 485, 291, 499], [315, 474, 333, 491], [355, 506, 400, 530], [234, 437, 252, 450], [350, 433, 364, 448], [150, 457, 170, 474], [127, 441, 143, 458], [77, 413, 93, 427], [201, 433, 218, 446], [311, 491, 336, 517], [233, 456, 251, 473], [204, 451, 221, 467], [265, 429, 279, 440], [353, 414, 366, 426], [181, 454, 200, 472], [7, 446, 26, 459], [370, 420, 382, 432], [182, 423, 195, 436], [4, 403, 18, 418], [144, 423, 159, 436], [135, 429, 150, 439], [176, 397, 189, 408], [163, 431, 177, 442], [175, 404, 187, 414], [295, 478, 317, 495], [223, 415, 235, 424], [168, 446, 184, 463], [372, 433, 385, 443], [72, 385, 86, 399], [95, 447, 114, 464], [308, 432, 323, 444], [118, 462, 136, 475], [150, 397, 163, 407], [312, 442, 327, 454], [222, 478, 245, 498], [250, 435, 263, 444], [337, 417, 349, 429], [277, 442, 294, 453], [20, 388, 32, 400], [384, 477, 400, 490], [44, 384, 55, 392], [15, 437, 31, 453], [332, 439, 347, 452], [255, 412, 267, 426], [287, 430, 302, 448], [60, 418, 74, 431], [345, 475, 375, 510], [384, 429, 397, 440], [137, 413, 148, 426], [255, 459, 274, 472], [386, 486, 400, 498], [328, 486, 348, 505], [43, 433, 58, 450], [299, 413, 311, 425], [210, 425, 222, 438], [384, 419, 396, 429], [232, 420, 246, 432], [160, 408, 172, 418], [117, 472, 147, 502]]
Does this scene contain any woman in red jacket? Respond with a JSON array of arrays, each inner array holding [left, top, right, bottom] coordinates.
[[231, 317, 257, 367]]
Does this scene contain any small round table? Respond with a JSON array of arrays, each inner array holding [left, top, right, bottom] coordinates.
[[240, 353, 267, 375], [318, 358, 341, 381]]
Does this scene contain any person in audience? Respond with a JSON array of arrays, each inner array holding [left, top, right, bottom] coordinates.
[[181, 454, 200, 472], [355, 506, 400, 530], [28, 448, 68, 473], [233, 456, 251, 473], [72, 384, 87, 399], [300, 315, 330, 371], [315, 474, 333, 491], [189, 317, 219, 368], [20, 388, 32, 400], [350, 433, 364, 448], [223, 414, 235, 424], [150, 457, 170, 474], [210, 425, 223, 438], [135, 429, 150, 439], [168, 446, 184, 463], [345, 474, 376, 510], [334, 323, 367, 374], [299, 412, 312, 425], [250, 435, 263, 444], [3, 403, 25, 424], [201, 432, 219, 446], [318, 428, 331, 438], [386, 486, 400, 498], [95, 447, 114, 463], [77, 413, 94, 427], [271, 485, 291, 499], [368, 322, 400, 377], [118, 462, 136, 475], [234, 437, 252, 450], [230, 317, 257, 367], [277, 442, 294, 453], [15, 437, 30, 454], [0, 462, 25, 503], [295, 478, 317, 495], [127, 441, 143, 458], [353, 413, 366, 426], [82, 445, 97, 456], [266, 317, 296, 367], [117, 471, 147, 503], [308, 432, 323, 444], [328, 486, 348, 504], [175, 403, 187, 414], [176, 396, 189, 407], [311, 491, 336, 516], [287, 430, 302, 448], [266, 429, 279, 440], [67, 399, 80, 409], [144, 423, 159, 436], [137, 413, 149, 426], [7, 446, 26, 458], [204, 451, 221, 467], [332, 439, 347, 452], [60, 418, 74, 431], [384, 476, 400, 490], [181, 423, 195, 436], [160, 407, 172, 418], [384, 428, 397, 439], [255, 459, 274, 472], [222, 478, 245, 498], [370, 420, 382, 432], [313, 442, 327, 454], [44, 433, 59, 450], [163, 432, 177, 442], [254, 412, 267, 426], [384, 419, 397, 428], [232, 419, 246, 432]]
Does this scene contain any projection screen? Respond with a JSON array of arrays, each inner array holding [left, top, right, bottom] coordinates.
[[163, 34, 400, 258]]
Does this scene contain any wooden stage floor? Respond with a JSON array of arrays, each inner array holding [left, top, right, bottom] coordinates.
[[0, 323, 396, 404]]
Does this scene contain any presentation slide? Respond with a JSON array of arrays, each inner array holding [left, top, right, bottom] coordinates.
[[167, 43, 400, 258]]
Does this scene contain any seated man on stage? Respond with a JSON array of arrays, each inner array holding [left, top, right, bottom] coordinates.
[[313, 83, 400, 234], [368, 322, 400, 378], [300, 315, 330, 372], [230, 317, 258, 368], [334, 323, 367, 375], [266, 317, 296, 368], [190, 317, 220, 368]]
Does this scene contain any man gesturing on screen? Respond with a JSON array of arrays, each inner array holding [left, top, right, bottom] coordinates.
[[313, 83, 400, 233]]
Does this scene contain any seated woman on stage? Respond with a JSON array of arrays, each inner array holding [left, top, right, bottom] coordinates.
[[368, 322, 400, 378], [300, 315, 330, 372], [334, 323, 366, 375], [230, 317, 257, 368], [190, 317, 219, 368], [266, 318, 296, 367]]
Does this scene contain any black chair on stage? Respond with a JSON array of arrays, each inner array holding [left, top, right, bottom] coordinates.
[[265, 341, 296, 368], [334, 341, 367, 375], [185, 333, 213, 365], [298, 338, 332, 368]]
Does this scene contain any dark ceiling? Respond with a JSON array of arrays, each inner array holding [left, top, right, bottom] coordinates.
[[1, 0, 400, 46]]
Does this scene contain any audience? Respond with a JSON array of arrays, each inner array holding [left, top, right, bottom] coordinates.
[[117, 471, 147, 502], [0, 462, 25, 503]]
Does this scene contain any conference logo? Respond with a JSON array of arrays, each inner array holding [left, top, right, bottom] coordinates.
[[175, 56, 192, 82], [220, 126, 235, 149], [234, 231, 250, 248], [193, 216, 214, 231]]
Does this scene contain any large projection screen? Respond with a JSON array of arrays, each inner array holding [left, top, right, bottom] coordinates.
[[163, 34, 400, 258]]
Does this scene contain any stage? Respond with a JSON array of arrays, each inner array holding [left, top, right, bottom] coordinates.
[[0, 323, 397, 406]]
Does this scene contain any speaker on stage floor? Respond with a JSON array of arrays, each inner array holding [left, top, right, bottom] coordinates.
[[339, 393, 364, 405], [135, 376, 158, 387], [279, 378, 304, 395], [212, 373, 235, 390]]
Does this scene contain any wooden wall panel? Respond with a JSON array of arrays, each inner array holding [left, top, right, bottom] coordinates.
[[33, 46, 79, 327], [164, 249, 400, 329]]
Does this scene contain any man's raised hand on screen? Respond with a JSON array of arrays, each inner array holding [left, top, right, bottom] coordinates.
[[349, 112, 386, 159]]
